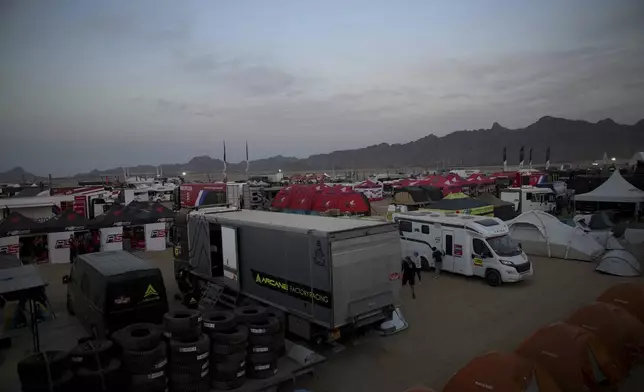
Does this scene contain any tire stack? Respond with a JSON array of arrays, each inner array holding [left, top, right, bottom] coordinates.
[[235, 305, 281, 379], [17, 351, 74, 392], [70, 339, 124, 391], [265, 308, 287, 357], [204, 310, 248, 390], [164, 309, 210, 392], [113, 323, 167, 392]]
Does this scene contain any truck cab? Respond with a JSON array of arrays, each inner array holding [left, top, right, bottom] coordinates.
[[500, 187, 556, 215], [394, 211, 532, 286]]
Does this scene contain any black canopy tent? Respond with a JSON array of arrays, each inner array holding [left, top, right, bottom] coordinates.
[[92, 204, 154, 227], [0, 212, 44, 237], [477, 193, 518, 221], [40, 209, 93, 232], [393, 186, 434, 205], [135, 202, 176, 223]]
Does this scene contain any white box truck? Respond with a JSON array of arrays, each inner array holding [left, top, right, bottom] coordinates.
[[393, 211, 533, 286]]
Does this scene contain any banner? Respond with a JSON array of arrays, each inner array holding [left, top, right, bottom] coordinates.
[[48, 232, 71, 264], [100, 226, 123, 251], [0, 236, 20, 259], [145, 222, 166, 251]]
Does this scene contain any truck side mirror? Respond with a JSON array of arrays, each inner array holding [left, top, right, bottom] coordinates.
[[62, 275, 70, 284]]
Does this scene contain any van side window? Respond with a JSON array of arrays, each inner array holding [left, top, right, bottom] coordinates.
[[525, 192, 533, 201], [421, 225, 430, 234], [445, 235, 453, 256], [473, 239, 488, 256], [399, 220, 412, 232]]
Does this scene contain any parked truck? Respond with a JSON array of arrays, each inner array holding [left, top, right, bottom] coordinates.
[[171, 208, 401, 342]]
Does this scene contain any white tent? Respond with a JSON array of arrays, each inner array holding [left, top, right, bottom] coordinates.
[[508, 210, 604, 261], [629, 152, 644, 167], [596, 250, 641, 277], [575, 170, 644, 203]]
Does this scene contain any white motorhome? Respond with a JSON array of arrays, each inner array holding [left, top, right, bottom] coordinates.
[[393, 211, 532, 286], [500, 187, 556, 215]]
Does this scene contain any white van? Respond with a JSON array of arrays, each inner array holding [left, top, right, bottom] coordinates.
[[393, 211, 533, 286], [500, 187, 556, 215]]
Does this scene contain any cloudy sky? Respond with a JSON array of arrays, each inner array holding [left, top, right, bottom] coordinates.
[[1, 0, 643, 175]]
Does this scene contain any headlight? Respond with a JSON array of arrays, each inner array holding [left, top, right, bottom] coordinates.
[[499, 259, 514, 266]]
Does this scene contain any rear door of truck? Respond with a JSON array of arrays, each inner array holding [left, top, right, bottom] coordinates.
[[330, 226, 401, 328]]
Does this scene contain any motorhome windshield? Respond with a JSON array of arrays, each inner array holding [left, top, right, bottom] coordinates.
[[487, 235, 522, 257]]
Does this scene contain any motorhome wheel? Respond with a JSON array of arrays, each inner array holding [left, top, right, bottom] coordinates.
[[485, 270, 502, 287]]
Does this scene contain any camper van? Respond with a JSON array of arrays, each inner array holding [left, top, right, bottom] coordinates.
[[500, 187, 556, 215], [393, 211, 532, 286]]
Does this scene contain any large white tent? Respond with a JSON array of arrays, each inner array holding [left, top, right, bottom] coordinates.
[[575, 170, 644, 203], [508, 210, 604, 261]]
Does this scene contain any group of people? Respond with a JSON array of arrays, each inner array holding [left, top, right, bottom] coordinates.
[[69, 231, 100, 263], [402, 246, 444, 299]]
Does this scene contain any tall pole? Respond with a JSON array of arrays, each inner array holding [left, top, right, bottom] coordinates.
[[245, 141, 250, 180], [223, 141, 228, 183]]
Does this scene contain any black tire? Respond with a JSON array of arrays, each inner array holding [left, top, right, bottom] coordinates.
[[248, 332, 279, 346], [76, 359, 125, 390], [170, 369, 210, 392], [169, 333, 210, 366], [113, 323, 162, 351], [247, 350, 277, 364], [210, 349, 246, 363], [485, 269, 502, 287], [17, 351, 70, 385], [202, 310, 236, 333], [131, 370, 167, 392], [247, 317, 280, 336], [20, 370, 74, 392], [164, 309, 202, 340], [211, 358, 246, 374], [211, 366, 247, 382], [211, 377, 245, 391], [66, 293, 75, 316], [122, 341, 168, 374], [246, 359, 278, 379], [210, 324, 249, 345], [234, 305, 267, 324], [170, 356, 210, 375], [68, 339, 114, 371], [211, 341, 247, 355]]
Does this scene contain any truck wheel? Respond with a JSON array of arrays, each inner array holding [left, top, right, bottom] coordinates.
[[210, 324, 249, 345], [485, 269, 502, 287], [202, 310, 237, 334], [234, 305, 267, 324]]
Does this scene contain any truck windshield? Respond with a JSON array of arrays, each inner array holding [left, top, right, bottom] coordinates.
[[487, 235, 522, 257]]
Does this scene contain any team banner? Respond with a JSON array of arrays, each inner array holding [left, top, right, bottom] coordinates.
[[145, 222, 166, 251], [48, 232, 71, 264], [100, 226, 124, 251], [251, 269, 332, 308], [0, 236, 20, 260]]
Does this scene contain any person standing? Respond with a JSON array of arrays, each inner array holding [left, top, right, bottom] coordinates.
[[401, 257, 417, 299], [431, 246, 445, 279]]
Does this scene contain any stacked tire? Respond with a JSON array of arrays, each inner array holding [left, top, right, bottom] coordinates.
[[203, 310, 248, 390], [114, 323, 167, 392], [70, 339, 124, 391], [17, 351, 74, 392], [164, 309, 210, 392], [235, 305, 280, 379]]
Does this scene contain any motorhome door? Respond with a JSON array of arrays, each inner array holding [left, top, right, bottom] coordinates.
[[442, 230, 455, 271]]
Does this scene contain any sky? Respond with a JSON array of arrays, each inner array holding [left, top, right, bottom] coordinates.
[[1, 0, 643, 176]]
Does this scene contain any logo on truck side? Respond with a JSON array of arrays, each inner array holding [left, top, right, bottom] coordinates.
[[0, 244, 19, 254], [150, 230, 166, 238], [251, 269, 332, 308], [106, 234, 123, 243], [55, 239, 70, 249]]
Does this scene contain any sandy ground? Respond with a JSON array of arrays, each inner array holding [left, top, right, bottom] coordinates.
[[2, 247, 644, 391]]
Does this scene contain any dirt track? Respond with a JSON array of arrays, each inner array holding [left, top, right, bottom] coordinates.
[[2, 247, 644, 392]]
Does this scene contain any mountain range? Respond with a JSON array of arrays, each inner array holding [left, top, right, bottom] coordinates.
[[1, 116, 642, 182]]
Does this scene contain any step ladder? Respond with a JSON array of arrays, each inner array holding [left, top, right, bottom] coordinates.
[[198, 281, 240, 311]]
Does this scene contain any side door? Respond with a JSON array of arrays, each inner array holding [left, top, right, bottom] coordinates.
[[472, 238, 491, 278], [442, 230, 455, 272]]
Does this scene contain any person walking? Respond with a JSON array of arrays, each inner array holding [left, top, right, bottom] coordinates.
[[412, 252, 423, 285], [431, 246, 445, 279], [401, 257, 417, 299]]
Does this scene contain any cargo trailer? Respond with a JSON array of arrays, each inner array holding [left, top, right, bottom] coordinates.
[[171, 208, 401, 341]]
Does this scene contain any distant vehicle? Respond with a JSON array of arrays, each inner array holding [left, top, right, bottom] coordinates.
[[172, 182, 227, 210], [63, 251, 168, 338], [500, 187, 556, 215], [393, 211, 532, 286]]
